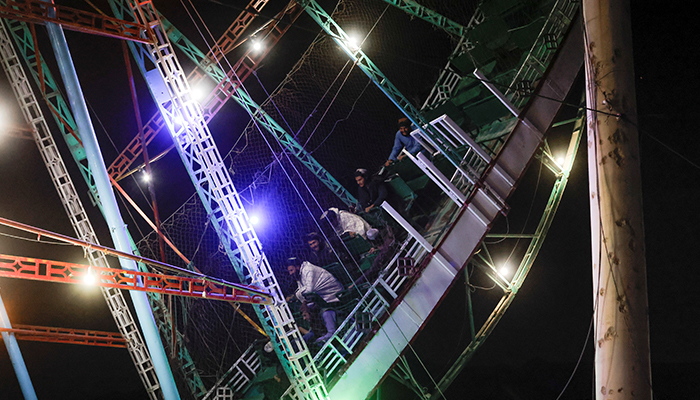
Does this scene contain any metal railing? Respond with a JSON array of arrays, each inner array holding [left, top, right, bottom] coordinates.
[[506, 0, 580, 108]]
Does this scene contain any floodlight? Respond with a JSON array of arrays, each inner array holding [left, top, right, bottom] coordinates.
[[250, 214, 260, 226], [555, 154, 566, 166], [498, 262, 512, 279], [83, 268, 96, 285], [251, 39, 264, 53], [345, 32, 362, 52]]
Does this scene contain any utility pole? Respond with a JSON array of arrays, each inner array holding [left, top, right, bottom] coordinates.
[[583, 1, 652, 399]]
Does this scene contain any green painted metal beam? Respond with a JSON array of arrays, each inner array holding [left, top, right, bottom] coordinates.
[[433, 108, 585, 396], [379, 0, 470, 38]]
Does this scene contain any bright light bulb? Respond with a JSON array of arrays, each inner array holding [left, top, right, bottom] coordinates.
[[191, 85, 208, 102], [250, 215, 260, 225], [251, 40, 263, 53], [142, 172, 151, 183], [346, 34, 362, 51], [498, 262, 512, 279], [83, 270, 96, 285], [555, 154, 566, 166]]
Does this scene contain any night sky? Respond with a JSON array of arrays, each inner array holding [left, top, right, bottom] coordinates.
[[1, 1, 698, 399]]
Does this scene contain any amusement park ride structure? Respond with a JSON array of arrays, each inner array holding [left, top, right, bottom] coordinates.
[[0, 0, 587, 399]]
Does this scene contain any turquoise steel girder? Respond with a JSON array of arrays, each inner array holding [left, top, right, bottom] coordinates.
[[379, 0, 469, 38], [160, 16, 227, 83]]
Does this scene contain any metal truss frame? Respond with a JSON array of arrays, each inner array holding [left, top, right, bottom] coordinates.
[[0, 16, 163, 398], [108, 1, 328, 398], [0, 0, 149, 43], [432, 109, 585, 397], [0, 253, 272, 304], [0, 12, 208, 399], [0, 324, 127, 348]]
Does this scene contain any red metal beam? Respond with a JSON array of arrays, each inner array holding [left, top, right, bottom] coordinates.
[[0, 0, 150, 43], [0, 253, 270, 304], [0, 324, 127, 348], [107, 0, 303, 181], [3, 125, 34, 140], [207, 0, 270, 64], [0, 215, 272, 305]]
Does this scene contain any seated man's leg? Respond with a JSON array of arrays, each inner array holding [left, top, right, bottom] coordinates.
[[315, 309, 337, 343]]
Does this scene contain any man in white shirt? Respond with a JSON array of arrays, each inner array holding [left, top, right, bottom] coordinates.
[[286, 257, 343, 343], [322, 207, 377, 240]]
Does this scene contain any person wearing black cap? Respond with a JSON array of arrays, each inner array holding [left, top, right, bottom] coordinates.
[[385, 117, 423, 166], [354, 168, 388, 213]]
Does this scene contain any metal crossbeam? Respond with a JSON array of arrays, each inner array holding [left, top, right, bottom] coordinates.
[[433, 104, 585, 398], [0, 324, 127, 348], [106, 0, 274, 179], [379, 0, 470, 38], [205, 0, 269, 63], [0, 254, 271, 304], [2, 13, 97, 198], [108, 1, 358, 208], [0, 0, 150, 43]]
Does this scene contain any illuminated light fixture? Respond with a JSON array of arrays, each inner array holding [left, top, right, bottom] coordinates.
[[142, 171, 151, 183], [555, 154, 566, 166], [498, 262, 512, 279], [251, 39, 263, 53], [191, 84, 209, 102], [249, 214, 260, 226], [83, 268, 96, 285], [346, 33, 362, 52]]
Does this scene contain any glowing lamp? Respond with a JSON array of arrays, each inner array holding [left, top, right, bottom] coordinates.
[[346, 34, 361, 52], [498, 262, 512, 279], [249, 214, 260, 226], [555, 154, 566, 166], [83, 268, 96, 285], [191, 84, 208, 102], [251, 40, 264, 53]]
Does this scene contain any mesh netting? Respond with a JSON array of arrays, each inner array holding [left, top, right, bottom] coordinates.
[[135, 0, 562, 391]]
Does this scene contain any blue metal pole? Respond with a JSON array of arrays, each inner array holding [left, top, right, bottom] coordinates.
[[41, 5, 180, 399], [0, 293, 38, 400]]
